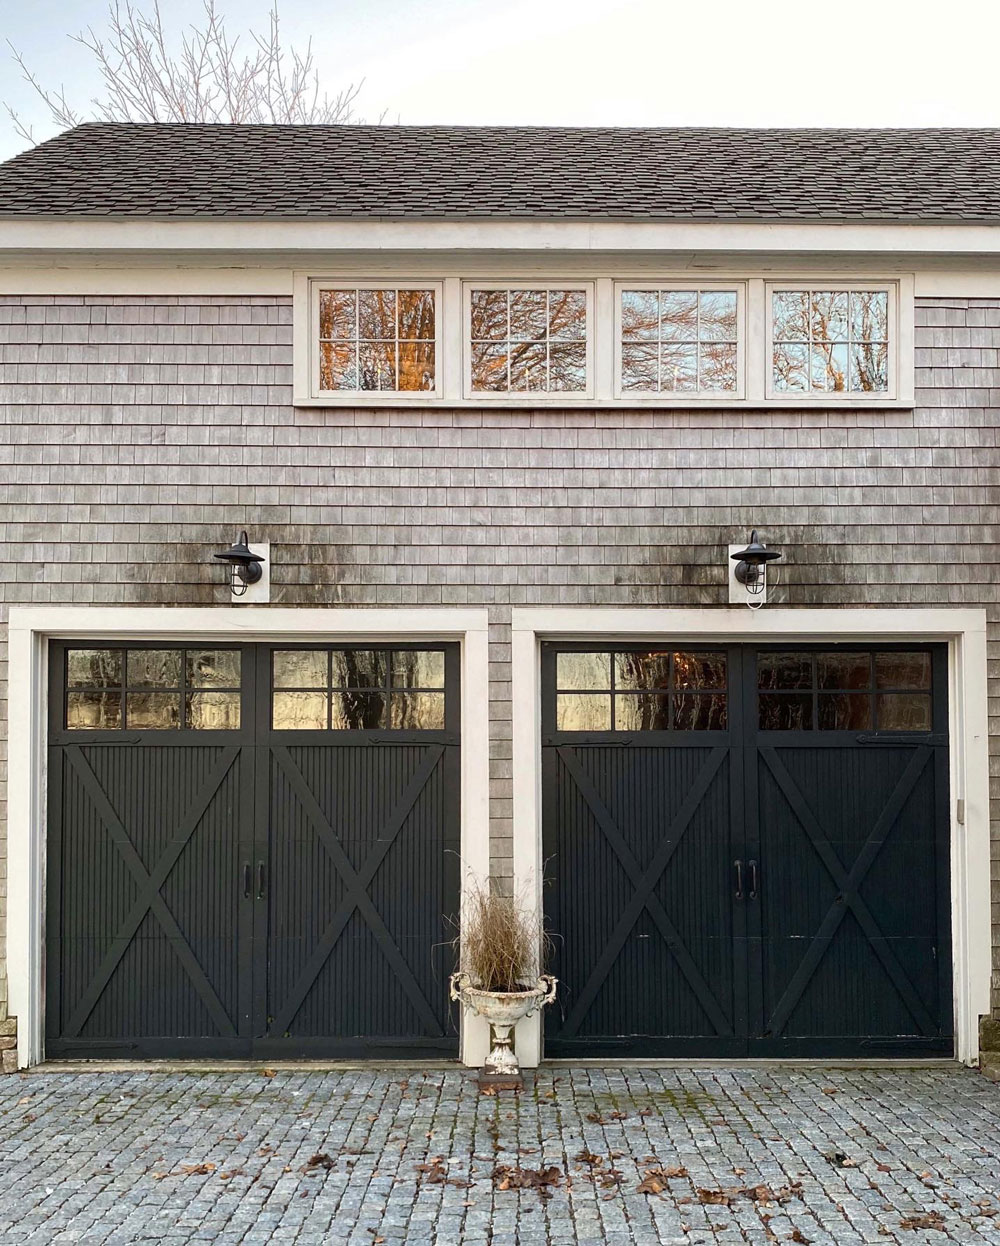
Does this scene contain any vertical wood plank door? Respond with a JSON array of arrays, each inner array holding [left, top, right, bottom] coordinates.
[[45, 641, 461, 1060], [542, 643, 953, 1059]]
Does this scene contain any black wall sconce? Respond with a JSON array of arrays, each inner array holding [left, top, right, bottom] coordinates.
[[213, 530, 267, 598], [729, 530, 782, 609]]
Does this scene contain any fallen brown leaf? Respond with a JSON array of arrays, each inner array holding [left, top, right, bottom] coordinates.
[[900, 1211, 946, 1231], [180, 1163, 216, 1176], [261, 1068, 276, 1078], [493, 1163, 562, 1198], [790, 1231, 812, 1244], [574, 1149, 602, 1167], [416, 1156, 469, 1188], [303, 1153, 335, 1172]]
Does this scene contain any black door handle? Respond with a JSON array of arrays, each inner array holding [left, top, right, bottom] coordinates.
[[256, 862, 266, 900], [749, 859, 759, 900], [733, 859, 744, 900], [243, 863, 251, 899]]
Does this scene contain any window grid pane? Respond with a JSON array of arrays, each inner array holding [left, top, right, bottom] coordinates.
[[65, 648, 240, 731], [271, 647, 447, 731], [620, 289, 738, 394], [319, 287, 436, 393], [757, 649, 933, 731], [772, 288, 888, 394], [470, 288, 588, 393], [555, 649, 727, 731]]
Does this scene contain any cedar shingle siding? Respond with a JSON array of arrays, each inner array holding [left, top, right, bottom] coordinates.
[[0, 292, 998, 1036]]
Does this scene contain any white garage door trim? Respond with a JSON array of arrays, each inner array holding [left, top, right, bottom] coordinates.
[[511, 607, 990, 1067], [6, 605, 491, 1070]]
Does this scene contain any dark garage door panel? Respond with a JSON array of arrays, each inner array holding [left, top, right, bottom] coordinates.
[[46, 641, 461, 1060], [261, 739, 460, 1057], [542, 643, 952, 1059], [752, 740, 952, 1056], [47, 741, 250, 1057], [544, 740, 746, 1058]]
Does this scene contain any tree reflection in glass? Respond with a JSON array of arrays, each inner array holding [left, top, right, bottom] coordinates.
[[470, 288, 587, 393], [621, 289, 737, 393], [318, 287, 435, 392], [773, 289, 888, 393]]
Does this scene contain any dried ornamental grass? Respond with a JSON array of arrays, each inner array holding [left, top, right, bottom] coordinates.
[[458, 882, 551, 993]]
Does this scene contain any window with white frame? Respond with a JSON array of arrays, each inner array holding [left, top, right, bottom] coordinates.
[[315, 284, 440, 395], [295, 274, 909, 406], [466, 285, 591, 395], [769, 286, 891, 396], [617, 286, 741, 396]]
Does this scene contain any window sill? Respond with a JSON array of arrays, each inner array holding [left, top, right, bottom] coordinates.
[[292, 394, 915, 411]]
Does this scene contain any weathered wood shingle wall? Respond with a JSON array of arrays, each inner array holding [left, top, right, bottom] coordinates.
[[0, 292, 997, 1041]]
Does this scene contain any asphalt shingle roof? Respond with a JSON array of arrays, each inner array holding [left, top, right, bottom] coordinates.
[[1, 123, 1000, 222]]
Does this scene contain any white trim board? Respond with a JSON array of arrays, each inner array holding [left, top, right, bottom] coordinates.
[[1, 263, 998, 298], [510, 606, 991, 1067], [5, 606, 492, 1070], [4, 219, 1000, 255]]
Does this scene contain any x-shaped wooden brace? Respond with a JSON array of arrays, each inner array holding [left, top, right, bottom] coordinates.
[[63, 745, 241, 1039], [269, 744, 446, 1037], [556, 745, 731, 1038], [760, 745, 936, 1038]]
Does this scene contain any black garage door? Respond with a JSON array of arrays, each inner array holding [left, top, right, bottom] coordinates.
[[46, 642, 460, 1059], [542, 643, 952, 1059]]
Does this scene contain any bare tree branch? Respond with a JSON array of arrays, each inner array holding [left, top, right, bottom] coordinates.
[[5, 0, 372, 146]]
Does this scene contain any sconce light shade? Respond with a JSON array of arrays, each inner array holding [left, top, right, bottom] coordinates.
[[730, 530, 782, 599], [213, 530, 266, 597]]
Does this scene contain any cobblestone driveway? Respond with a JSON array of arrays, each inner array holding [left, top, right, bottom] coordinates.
[[1, 1065, 999, 1244]]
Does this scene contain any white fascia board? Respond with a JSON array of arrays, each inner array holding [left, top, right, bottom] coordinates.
[[4, 218, 1000, 255]]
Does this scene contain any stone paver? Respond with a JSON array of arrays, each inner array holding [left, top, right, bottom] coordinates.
[[1, 1065, 999, 1244]]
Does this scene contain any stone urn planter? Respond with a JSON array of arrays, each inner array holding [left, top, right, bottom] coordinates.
[[450, 972, 557, 1077]]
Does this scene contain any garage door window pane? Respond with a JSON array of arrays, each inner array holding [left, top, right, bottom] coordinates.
[[391, 650, 445, 689], [127, 692, 181, 730], [273, 691, 328, 730], [127, 650, 182, 688], [274, 650, 327, 688], [187, 691, 241, 730], [817, 653, 870, 690], [615, 652, 671, 690], [390, 691, 445, 729], [67, 690, 122, 730], [758, 653, 813, 689], [615, 693, 670, 730], [331, 650, 386, 689], [187, 650, 241, 689], [557, 652, 611, 690], [557, 694, 611, 731], [875, 652, 931, 690], [818, 692, 872, 730], [68, 649, 122, 688], [876, 693, 932, 731], [332, 691, 386, 729], [759, 693, 813, 730], [673, 694, 728, 731], [673, 652, 727, 690]]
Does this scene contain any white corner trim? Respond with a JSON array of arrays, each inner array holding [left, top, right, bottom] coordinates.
[[510, 606, 991, 1066], [5, 605, 491, 1070]]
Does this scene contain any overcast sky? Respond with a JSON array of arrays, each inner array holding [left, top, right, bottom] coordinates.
[[2, 0, 1000, 161]]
